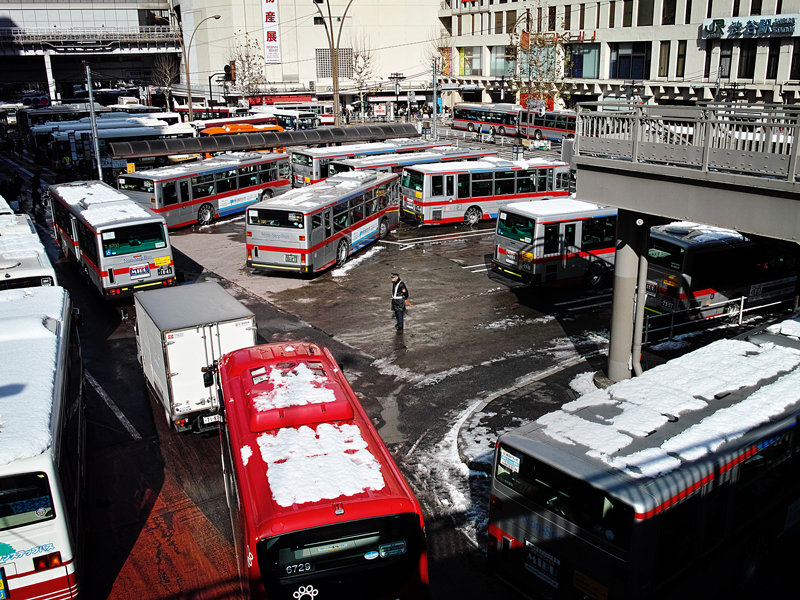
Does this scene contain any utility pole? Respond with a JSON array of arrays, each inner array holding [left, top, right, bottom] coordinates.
[[432, 58, 438, 140], [315, 0, 355, 128], [389, 72, 404, 122], [85, 64, 103, 181]]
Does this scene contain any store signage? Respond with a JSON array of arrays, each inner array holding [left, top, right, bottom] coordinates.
[[263, 0, 281, 64], [701, 14, 799, 39]]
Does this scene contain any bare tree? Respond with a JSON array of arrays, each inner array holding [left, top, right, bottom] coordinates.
[[150, 54, 180, 110], [348, 34, 376, 123], [229, 34, 267, 99]]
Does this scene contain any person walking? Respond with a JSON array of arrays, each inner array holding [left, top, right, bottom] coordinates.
[[390, 272, 409, 332]]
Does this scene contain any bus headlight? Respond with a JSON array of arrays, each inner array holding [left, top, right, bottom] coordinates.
[[520, 251, 533, 262]]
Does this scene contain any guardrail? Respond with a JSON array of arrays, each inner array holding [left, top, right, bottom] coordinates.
[[575, 102, 800, 183]]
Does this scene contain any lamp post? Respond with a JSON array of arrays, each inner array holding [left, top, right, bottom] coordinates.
[[176, 12, 221, 121], [389, 72, 404, 121], [315, 0, 355, 127]]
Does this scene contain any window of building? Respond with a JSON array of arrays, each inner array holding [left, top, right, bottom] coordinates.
[[537, 7, 543, 31], [623, 0, 633, 26], [751, 0, 762, 16], [791, 39, 800, 80], [704, 42, 712, 77], [490, 46, 512, 77], [685, 0, 693, 23], [461, 46, 482, 76], [766, 39, 780, 79], [596, 3, 601, 28], [609, 42, 651, 79], [638, 0, 654, 25], [719, 40, 733, 77], [580, 4, 586, 28], [732, 0, 740, 17], [777, 0, 783, 13], [548, 6, 556, 30], [565, 5, 572, 29], [676, 40, 687, 77], [738, 40, 757, 78], [495, 11, 504, 34], [609, 1, 616, 27], [506, 10, 516, 33], [659, 41, 670, 77], [458, 15, 462, 36], [568, 43, 600, 78], [316, 48, 353, 78], [662, 0, 676, 24]]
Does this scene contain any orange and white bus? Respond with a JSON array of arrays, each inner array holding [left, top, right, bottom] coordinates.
[[49, 181, 177, 298], [0, 285, 85, 600], [400, 157, 571, 226], [246, 171, 399, 273], [216, 341, 428, 599], [199, 123, 286, 154]]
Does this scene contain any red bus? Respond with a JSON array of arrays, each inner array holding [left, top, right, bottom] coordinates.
[[216, 342, 429, 599]]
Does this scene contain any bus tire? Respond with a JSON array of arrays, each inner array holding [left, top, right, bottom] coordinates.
[[336, 239, 349, 266], [378, 218, 389, 239], [534, 129, 544, 140], [261, 188, 274, 200], [584, 261, 607, 289], [197, 203, 215, 226], [464, 206, 482, 226], [498, 127, 506, 136], [467, 123, 475, 133]]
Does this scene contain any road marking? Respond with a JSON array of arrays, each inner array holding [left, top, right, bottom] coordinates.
[[86, 371, 143, 441], [462, 263, 487, 269], [567, 300, 613, 312], [553, 292, 612, 307]]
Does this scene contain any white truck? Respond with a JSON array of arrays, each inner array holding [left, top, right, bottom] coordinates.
[[134, 281, 257, 433]]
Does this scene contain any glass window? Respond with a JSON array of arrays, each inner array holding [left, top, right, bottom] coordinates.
[[719, 40, 733, 78], [495, 11, 504, 34], [260, 163, 278, 184], [101, 222, 167, 257], [548, 6, 556, 30], [564, 5, 572, 29], [767, 39, 780, 80], [580, 3, 586, 28], [738, 40, 757, 78], [750, 0, 761, 16], [581, 216, 617, 250], [517, 170, 535, 194], [239, 165, 260, 188], [215, 168, 238, 193], [0, 473, 55, 531], [162, 182, 179, 206], [248, 209, 304, 228], [458, 174, 471, 198], [732, 0, 740, 16], [494, 171, 516, 195], [676, 40, 687, 78], [647, 239, 685, 272], [543, 224, 559, 253], [117, 177, 154, 193], [662, 0, 676, 24], [506, 10, 516, 33], [659, 41, 671, 77], [609, 42, 651, 79], [568, 44, 600, 78], [471, 172, 493, 197], [791, 40, 800, 80], [291, 152, 312, 167], [192, 173, 215, 198], [333, 203, 349, 232], [497, 210, 535, 243], [401, 169, 423, 192], [685, 0, 693, 23], [623, 0, 633, 26], [432, 175, 443, 196], [460, 47, 482, 76], [609, 0, 616, 27], [490, 46, 512, 77], [638, 0, 654, 25]]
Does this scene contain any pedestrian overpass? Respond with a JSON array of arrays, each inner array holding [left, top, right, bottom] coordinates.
[[571, 102, 800, 381]]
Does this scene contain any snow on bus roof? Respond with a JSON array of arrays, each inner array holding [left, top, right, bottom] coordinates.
[[261, 172, 391, 210], [503, 198, 608, 217], [537, 319, 800, 480], [251, 362, 337, 411], [652, 221, 748, 244], [405, 156, 566, 172], [51, 181, 156, 226], [126, 151, 279, 178], [0, 287, 67, 466]]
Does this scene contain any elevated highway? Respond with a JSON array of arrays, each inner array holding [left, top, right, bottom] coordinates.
[[571, 103, 800, 381]]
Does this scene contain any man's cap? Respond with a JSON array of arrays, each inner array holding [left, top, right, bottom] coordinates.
[[391, 272, 399, 278]]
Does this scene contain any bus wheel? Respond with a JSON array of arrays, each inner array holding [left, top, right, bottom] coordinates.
[[197, 204, 215, 226], [378, 218, 389, 239], [498, 127, 506, 136], [534, 129, 544, 140], [467, 123, 475, 133], [464, 207, 482, 226], [261, 188, 274, 200], [336, 239, 349, 266], [584, 261, 607, 289]]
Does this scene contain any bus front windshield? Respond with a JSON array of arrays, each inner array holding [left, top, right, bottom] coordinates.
[[328, 162, 353, 177], [248, 208, 305, 229], [117, 176, 154, 193], [401, 169, 423, 192], [101, 222, 167, 257], [497, 211, 535, 243], [647, 240, 685, 272], [0, 472, 55, 531], [292, 152, 312, 167]]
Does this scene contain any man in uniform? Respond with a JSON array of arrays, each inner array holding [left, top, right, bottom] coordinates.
[[390, 272, 409, 332]]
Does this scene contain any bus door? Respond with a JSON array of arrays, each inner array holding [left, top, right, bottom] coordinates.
[[561, 221, 579, 279], [311, 209, 333, 268], [541, 221, 574, 284], [429, 174, 455, 222]]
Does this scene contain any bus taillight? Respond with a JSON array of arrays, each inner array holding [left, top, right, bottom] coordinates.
[[150, 197, 156, 204], [33, 551, 63, 571], [490, 494, 503, 511]]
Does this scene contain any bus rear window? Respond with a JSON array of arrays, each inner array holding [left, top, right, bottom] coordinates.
[[496, 445, 633, 550], [291, 153, 312, 167], [0, 472, 55, 531], [101, 222, 167, 257], [401, 169, 423, 192], [258, 513, 422, 586], [117, 177, 154, 193], [497, 211, 535, 243], [328, 162, 352, 177], [248, 209, 304, 228], [647, 240, 685, 271]]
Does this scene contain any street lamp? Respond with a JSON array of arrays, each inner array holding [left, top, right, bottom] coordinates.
[[175, 12, 221, 121], [389, 72, 404, 121], [315, 1, 355, 128]]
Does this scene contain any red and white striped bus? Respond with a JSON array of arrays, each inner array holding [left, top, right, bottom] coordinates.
[[451, 102, 523, 136], [0, 286, 84, 600], [216, 341, 429, 599], [400, 157, 571, 226]]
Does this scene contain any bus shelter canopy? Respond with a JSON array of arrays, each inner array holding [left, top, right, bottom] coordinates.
[[108, 123, 422, 159]]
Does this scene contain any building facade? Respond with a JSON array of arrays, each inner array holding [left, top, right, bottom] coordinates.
[[438, 0, 800, 106]]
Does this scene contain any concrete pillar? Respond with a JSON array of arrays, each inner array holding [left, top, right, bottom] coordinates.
[[607, 210, 647, 382], [44, 52, 57, 104]]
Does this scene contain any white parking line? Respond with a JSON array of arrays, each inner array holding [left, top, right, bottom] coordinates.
[[86, 371, 143, 441]]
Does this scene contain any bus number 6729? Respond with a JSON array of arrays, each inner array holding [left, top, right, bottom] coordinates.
[[286, 563, 312, 575]]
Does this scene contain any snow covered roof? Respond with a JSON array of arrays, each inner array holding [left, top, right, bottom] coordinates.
[[512, 313, 800, 515], [125, 151, 284, 180], [405, 155, 567, 173], [0, 287, 69, 466], [650, 221, 749, 246], [502, 198, 611, 218], [294, 138, 447, 157], [50, 181, 161, 228]]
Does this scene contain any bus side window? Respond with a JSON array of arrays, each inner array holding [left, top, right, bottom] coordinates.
[[556, 170, 570, 190], [192, 174, 215, 198], [350, 194, 365, 222], [324, 210, 332, 237], [278, 161, 290, 179], [179, 180, 190, 204], [431, 175, 443, 196], [543, 224, 559, 254], [215, 169, 238, 193], [162, 182, 179, 206], [333, 204, 349, 232], [564, 223, 576, 247], [517, 170, 534, 194], [457, 174, 470, 198], [239, 166, 259, 188], [260, 163, 277, 183]]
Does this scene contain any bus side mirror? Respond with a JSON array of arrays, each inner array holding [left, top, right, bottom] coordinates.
[[203, 369, 214, 388]]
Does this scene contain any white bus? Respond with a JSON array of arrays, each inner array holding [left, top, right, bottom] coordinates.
[[254, 106, 319, 131], [246, 171, 400, 274], [273, 101, 335, 125], [0, 285, 85, 600], [488, 314, 800, 599], [451, 102, 523, 135], [117, 152, 291, 228], [327, 146, 499, 177], [0, 212, 58, 290], [290, 138, 451, 187], [49, 181, 177, 298], [400, 156, 571, 226], [491, 199, 617, 288]]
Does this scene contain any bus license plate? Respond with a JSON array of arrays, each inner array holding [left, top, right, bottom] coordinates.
[[129, 264, 151, 279], [203, 414, 221, 425], [285, 254, 298, 263], [505, 250, 518, 264], [645, 281, 657, 297], [524, 541, 560, 588]]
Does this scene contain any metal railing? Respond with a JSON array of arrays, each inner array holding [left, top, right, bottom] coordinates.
[[574, 102, 800, 183], [0, 26, 180, 44]]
